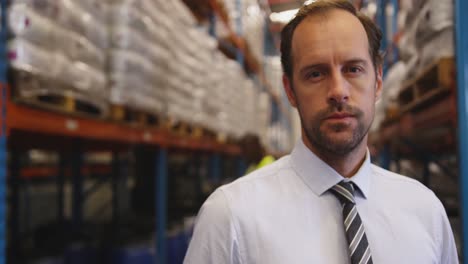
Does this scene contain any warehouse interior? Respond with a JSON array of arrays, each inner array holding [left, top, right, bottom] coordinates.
[[0, 0, 467, 263]]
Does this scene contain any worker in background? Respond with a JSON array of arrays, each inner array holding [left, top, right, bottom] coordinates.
[[240, 134, 275, 174], [184, 1, 458, 263]]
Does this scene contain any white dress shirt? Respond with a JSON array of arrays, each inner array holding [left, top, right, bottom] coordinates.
[[184, 140, 459, 264]]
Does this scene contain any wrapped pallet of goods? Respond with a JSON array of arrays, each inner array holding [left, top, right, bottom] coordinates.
[[415, 0, 454, 71], [108, 0, 169, 123], [223, 0, 265, 63], [398, 0, 454, 80], [8, 0, 109, 116]]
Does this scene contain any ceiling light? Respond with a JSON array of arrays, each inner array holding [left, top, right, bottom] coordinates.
[[269, 9, 299, 23]]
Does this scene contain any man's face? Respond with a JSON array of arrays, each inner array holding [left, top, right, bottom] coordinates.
[[283, 9, 382, 157]]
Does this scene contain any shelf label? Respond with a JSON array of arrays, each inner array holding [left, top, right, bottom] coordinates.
[[65, 119, 79, 131], [143, 131, 152, 141]]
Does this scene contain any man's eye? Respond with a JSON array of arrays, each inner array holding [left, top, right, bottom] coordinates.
[[307, 71, 322, 79], [345, 66, 363, 74]]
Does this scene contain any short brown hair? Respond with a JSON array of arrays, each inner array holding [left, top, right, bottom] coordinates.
[[280, 0, 383, 79]]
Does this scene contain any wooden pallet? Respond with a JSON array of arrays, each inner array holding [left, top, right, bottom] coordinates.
[[162, 118, 219, 140], [110, 104, 161, 127], [11, 70, 106, 118], [398, 57, 456, 113], [14, 93, 105, 119]]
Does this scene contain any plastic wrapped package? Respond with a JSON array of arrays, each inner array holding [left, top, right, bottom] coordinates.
[[57, 30, 106, 70], [195, 35, 218, 63], [151, 83, 167, 104], [68, 62, 107, 94], [165, 0, 197, 27], [59, 0, 109, 49], [109, 72, 165, 114], [110, 4, 156, 40], [141, 0, 173, 40], [111, 0, 147, 17], [121, 4, 172, 49], [58, 0, 88, 35], [8, 38, 60, 78], [140, 0, 159, 19], [371, 61, 407, 131], [82, 16, 108, 50], [11, 2, 106, 67], [109, 49, 156, 83], [184, 28, 205, 55], [110, 26, 149, 56], [416, 0, 453, 36], [110, 26, 170, 67], [170, 27, 192, 55], [10, 39, 109, 114], [9, 4, 55, 48], [176, 80, 195, 99], [53, 53, 78, 86], [109, 73, 146, 104], [419, 27, 454, 71], [129, 89, 164, 113], [166, 92, 189, 122], [242, 2, 265, 62], [109, 79, 130, 106], [150, 64, 168, 88], [11, 0, 59, 19], [150, 43, 171, 66], [74, 0, 111, 23], [169, 74, 195, 103]]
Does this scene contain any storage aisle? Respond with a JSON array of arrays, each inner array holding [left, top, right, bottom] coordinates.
[[0, 0, 468, 263]]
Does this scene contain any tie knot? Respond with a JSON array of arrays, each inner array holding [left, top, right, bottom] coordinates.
[[330, 181, 355, 204]]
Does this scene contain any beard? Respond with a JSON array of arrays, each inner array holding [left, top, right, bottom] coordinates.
[[299, 102, 371, 157]]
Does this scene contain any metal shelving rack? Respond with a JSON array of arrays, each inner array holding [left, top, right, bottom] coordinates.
[[0, 6, 243, 262], [455, 0, 468, 261], [372, 0, 468, 261], [1, 0, 8, 263]]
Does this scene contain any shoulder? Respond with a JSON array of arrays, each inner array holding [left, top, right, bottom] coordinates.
[[188, 156, 293, 243], [371, 164, 431, 191], [201, 155, 294, 216], [219, 155, 292, 197], [370, 164, 443, 209]]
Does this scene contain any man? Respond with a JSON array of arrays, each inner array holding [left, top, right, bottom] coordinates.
[[184, 1, 458, 263], [240, 134, 275, 174]]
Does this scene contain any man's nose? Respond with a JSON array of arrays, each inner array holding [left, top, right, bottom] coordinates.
[[327, 71, 350, 105]]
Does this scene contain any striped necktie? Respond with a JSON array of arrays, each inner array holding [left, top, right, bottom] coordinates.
[[330, 181, 373, 264]]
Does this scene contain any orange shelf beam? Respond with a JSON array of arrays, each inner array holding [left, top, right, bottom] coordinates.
[[6, 101, 240, 155], [19, 165, 112, 179]]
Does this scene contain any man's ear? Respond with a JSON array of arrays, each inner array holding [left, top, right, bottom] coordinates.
[[375, 65, 383, 102], [283, 74, 297, 108]]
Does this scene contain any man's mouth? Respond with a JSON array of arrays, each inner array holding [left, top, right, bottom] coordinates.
[[325, 113, 355, 120]]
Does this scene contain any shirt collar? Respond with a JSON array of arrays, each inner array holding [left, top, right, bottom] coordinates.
[[290, 139, 372, 199]]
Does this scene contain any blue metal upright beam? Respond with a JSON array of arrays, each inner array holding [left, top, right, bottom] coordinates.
[[8, 150, 20, 263], [71, 143, 84, 231], [208, 13, 217, 38], [390, 0, 399, 63], [112, 151, 120, 225], [209, 153, 221, 184], [57, 153, 66, 224], [236, 156, 247, 178], [235, 0, 244, 66], [376, 0, 387, 50], [156, 148, 168, 264], [455, 0, 468, 262], [376, 0, 388, 75], [0, 0, 8, 263]]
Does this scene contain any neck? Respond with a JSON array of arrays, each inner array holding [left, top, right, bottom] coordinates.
[[302, 135, 368, 178]]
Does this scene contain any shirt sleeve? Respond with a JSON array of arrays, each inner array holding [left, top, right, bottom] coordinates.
[[435, 199, 459, 264], [183, 189, 242, 264]]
